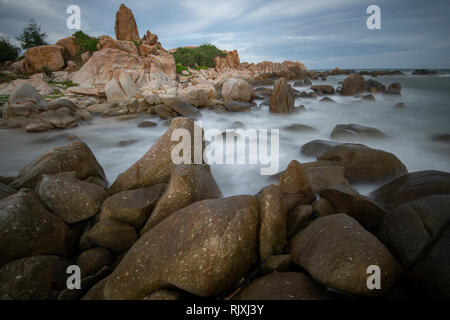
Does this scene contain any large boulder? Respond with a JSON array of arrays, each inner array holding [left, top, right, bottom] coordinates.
[[330, 124, 387, 140], [114, 4, 140, 41], [0, 183, 16, 201], [39, 107, 78, 129], [97, 196, 259, 299], [269, 77, 295, 113], [278, 160, 315, 211], [56, 36, 77, 60], [318, 143, 407, 184], [221, 78, 253, 102], [11, 140, 106, 190], [300, 139, 340, 157], [0, 189, 73, 265], [369, 170, 450, 209], [366, 79, 386, 93], [257, 185, 287, 261], [290, 214, 401, 296], [7, 83, 48, 117], [379, 194, 450, 267], [38, 172, 107, 224], [140, 164, 222, 234], [234, 272, 335, 300], [340, 74, 366, 96], [320, 185, 388, 231], [99, 183, 165, 229], [105, 72, 140, 102], [178, 84, 216, 107], [214, 50, 240, 72], [99, 38, 139, 56], [310, 85, 334, 94], [0, 255, 69, 300], [108, 118, 199, 194], [304, 165, 349, 193], [163, 97, 202, 120], [387, 82, 401, 95], [76, 247, 115, 278], [11, 45, 66, 74], [86, 220, 137, 253]]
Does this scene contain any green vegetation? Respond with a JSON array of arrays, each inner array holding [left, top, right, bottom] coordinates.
[[47, 80, 78, 89], [74, 31, 99, 54], [0, 36, 20, 64], [15, 55, 25, 62], [0, 72, 28, 84], [44, 89, 64, 99], [41, 65, 53, 78], [132, 40, 141, 50], [16, 20, 47, 50], [176, 63, 191, 75], [0, 95, 9, 103], [173, 43, 226, 69]]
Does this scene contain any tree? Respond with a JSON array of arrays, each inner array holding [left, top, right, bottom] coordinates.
[[0, 36, 20, 64], [16, 20, 47, 50]]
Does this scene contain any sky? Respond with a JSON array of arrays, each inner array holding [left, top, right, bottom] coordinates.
[[1, 0, 450, 69]]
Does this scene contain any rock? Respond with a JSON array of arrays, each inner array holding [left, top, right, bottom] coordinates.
[[369, 170, 450, 209], [140, 164, 222, 234], [231, 121, 245, 129], [214, 50, 240, 72], [56, 36, 77, 60], [37, 172, 107, 224], [330, 124, 387, 140], [0, 189, 73, 265], [142, 30, 158, 46], [340, 74, 366, 96], [257, 185, 287, 261], [100, 196, 259, 299], [320, 185, 388, 231], [290, 214, 401, 296], [287, 204, 313, 238], [221, 78, 253, 102], [143, 94, 158, 106], [246, 60, 308, 80], [361, 94, 375, 101], [310, 85, 334, 94], [143, 289, 185, 300], [312, 198, 334, 217], [8, 83, 48, 117], [278, 160, 315, 211], [430, 133, 450, 143], [39, 107, 78, 129], [48, 98, 77, 112], [0, 78, 54, 96], [114, 4, 140, 41], [379, 195, 450, 268], [366, 79, 386, 93], [283, 124, 318, 133], [25, 119, 53, 132], [76, 247, 115, 278], [260, 255, 292, 275], [11, 140, 106, 190], [76, 109, 93, 121], [234, 272, 334, 300], [411, 223, 450, 299], [108, 118, 199, 194], [105, 73, 140, 103], [100, 183, 166, 229], [86, 102, 119, 115], [300, 139, 340, 157], [394, 102, 405, 109], [319, 97, 336, 103], [164, 97, 202, 120], [412, 69, 438, 76], [12, 45, 66, 74], [387, 82, 401, 95], [305, 165, 349, 193], [118, 140, 139, 147], [99, 39, 139, 55], [318, 143, 408, 184], [269, 77, 295, 113], [0, 255, 69, 300], [137, 120, 157, 128], [86, 220, 137, 254], [179, 84, 216, 107], [0, 183, 16, 200], [152, 104, 173, 119], [225, 101, 252, 112]]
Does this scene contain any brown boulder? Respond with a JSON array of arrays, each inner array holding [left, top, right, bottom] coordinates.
[[330, 124, 387, 140], [340, 74, 366, 96], [108, 118, 200, 194], [140, 164, 222, 234], [100, 196, 259, 299], [269, 77, 295, 113], [86, 220, 137, 254], [76, 247, 115, 278], [114, 4, 140, 41], [290, 214, 401, 296], [12, 45, 66, 74], [318, 143, 407, 184], [11, 140, 106, 190], [310, 85, 334, 94], [0, 189, 73, 265], [56, 36, 77, 60], [304, 165, 349, 193]]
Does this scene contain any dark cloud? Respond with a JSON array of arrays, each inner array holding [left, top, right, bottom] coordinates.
[[1, 0, 449, 68]]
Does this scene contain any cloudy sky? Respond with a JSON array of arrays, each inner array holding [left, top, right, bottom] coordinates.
[[1, 0, 449, 69]]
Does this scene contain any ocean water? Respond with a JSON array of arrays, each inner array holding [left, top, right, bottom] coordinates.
[[1, 71, 449, 196]]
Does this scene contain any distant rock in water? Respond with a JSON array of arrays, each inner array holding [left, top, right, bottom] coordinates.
[[387, 82, 402, 95], [330, 124, 387, 140], [269, 78, 295, 113], [300, 139, 340, 157], [340, 74, 366, 96], [412, 69, 438, 76], [430, 133, 450, 144]]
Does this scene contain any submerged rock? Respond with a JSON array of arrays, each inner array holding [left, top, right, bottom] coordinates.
[[340, 74, 366, 96], [300, 139, 340, 157], [330, 124, 387, 140]]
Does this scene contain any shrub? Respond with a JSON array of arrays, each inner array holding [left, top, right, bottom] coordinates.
[[176, 63, 190, 75], [0, 36, 20, 64], [173, 43, 226, 69], [16, 20, 47, 50], [73, 31, 99, 54], [41, 65, 53, 78]]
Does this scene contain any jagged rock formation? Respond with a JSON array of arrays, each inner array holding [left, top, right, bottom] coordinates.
[[114, 3, 140, 41]]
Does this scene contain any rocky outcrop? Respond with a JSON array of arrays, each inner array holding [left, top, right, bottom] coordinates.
[[246, 61, 308, 80], [214, 50, 240, 72], [11, 45, 66, 74], [269, 77, 294, 113], [56, 36, 77, 60], [339, 74, 366, 96], [114, 4, 140, 41], [221, 78, 253, 102]]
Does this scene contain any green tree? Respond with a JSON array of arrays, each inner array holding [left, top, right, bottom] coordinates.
[[0, 36, 20, 63], [16, 20, 47, 50]]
